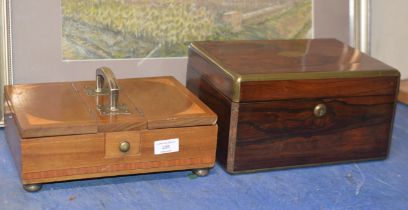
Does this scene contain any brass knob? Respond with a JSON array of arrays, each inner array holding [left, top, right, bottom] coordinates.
[[314, 103, 327, 117], [119, 141, 130, 153]]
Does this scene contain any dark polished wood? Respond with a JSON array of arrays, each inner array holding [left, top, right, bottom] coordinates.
[[187, 68, 233, 169], [237, 96, 395, 144], [234, 124, 390, 171], [190, 39, 400, 103], [240, 77, 398, 102], [188, 49, 235, 101], [192, 39, 395, 75], [234, 96, 394, 171], [187, 39, 400, 173]]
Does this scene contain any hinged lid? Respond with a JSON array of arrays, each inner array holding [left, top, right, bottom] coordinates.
[[6, 74, 216, 138], [118, 76, 217, 129], [190, 39, 400, 102], [5, 82, 98, 138]]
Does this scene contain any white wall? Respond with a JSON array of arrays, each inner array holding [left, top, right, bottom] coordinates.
[[371, 0, 408, 79], [313, 0, 350, 44]]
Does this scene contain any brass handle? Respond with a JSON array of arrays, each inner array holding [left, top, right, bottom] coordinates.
[[119, 141, 130, 153], [96, 67, 120, 111], [314, 103, 327, 117]]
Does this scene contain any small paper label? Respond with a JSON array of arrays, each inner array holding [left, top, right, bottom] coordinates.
[[154, 138, 179, 155]]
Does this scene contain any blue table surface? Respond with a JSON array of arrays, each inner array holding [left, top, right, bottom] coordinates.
[[1, 104, 408, 210]]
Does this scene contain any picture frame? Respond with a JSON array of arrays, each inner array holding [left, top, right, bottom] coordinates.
[[0, 0, 12, 125]]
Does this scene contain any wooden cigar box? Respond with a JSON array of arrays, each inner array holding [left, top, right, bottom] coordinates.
[[4, 68, 217, 192], [186, 39, 400, 173]]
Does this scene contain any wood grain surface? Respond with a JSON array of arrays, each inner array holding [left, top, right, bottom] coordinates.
[[236, 96, 395, 144], [187, 68, 398, 172], [192, 39, 395, 75], [18, 125, 217, 184], [119, 76, 217, 129], [187, 49, 235, 101], [240, 77, 398, 102], [105, 131, 141, 158], [4, 83, 97, 138], [4, 113, 22, 175], [187, 69, 232, 169], [233, 96, 395, 171], [234, 124, 390, 171], [189, 39, 400, 103]]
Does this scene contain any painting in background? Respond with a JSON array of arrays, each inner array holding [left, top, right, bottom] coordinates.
[[62, 0, 312, 60]]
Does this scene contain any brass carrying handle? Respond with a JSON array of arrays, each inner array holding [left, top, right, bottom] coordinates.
[[95, 67, 120, 111]]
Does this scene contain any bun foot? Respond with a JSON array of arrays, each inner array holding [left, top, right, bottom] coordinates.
[[23, 184, 42, 192], [192, 168, 209, 177]]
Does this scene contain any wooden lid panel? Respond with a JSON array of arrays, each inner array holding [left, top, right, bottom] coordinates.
[[192, 39, 397, 76], [7, 77, 217, 136], [120, 77, 217, 129], [4, 83, 97, 138]]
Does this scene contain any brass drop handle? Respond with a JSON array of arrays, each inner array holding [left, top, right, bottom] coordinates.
[[314, 103, 327, 117], [95, 67, 120, 112], [119, 141, 130, 153]]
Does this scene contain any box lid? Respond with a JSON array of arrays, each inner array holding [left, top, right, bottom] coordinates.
[[118, 77, 217, 129], [5, 82, 100, 138], [190, 39, 400, 102], [5, 77, 216, 138]]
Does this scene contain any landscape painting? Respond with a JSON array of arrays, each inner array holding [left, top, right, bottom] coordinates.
[[62, 0, 312, 60]]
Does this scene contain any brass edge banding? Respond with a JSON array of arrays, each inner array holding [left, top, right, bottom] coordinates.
[[226, 156, 387, 174], [240, 69, 400, 82], [190, 43, 240, 80], [190, 43, 242, 102], [190, 42, 400, 103], [233, 77, 241, 102]]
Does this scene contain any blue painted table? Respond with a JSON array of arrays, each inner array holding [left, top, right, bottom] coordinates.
[[1, 104, 408, 210]]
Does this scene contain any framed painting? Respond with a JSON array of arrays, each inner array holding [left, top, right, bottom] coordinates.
[[62, 0, 312, 60]]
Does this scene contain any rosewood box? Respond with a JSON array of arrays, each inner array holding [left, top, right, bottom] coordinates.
[[186, 39, 400, 173], [5, 68, 217, 192]]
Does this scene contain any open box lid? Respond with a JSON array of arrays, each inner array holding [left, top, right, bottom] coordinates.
[[5, 72, 216, 139]]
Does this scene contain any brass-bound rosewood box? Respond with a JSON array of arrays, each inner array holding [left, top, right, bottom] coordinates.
[[186, 39, 400, 173], [5, 68, 217, 192]]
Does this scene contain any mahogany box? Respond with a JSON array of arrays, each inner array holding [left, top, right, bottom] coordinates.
[[186, 39, 400, 173], [5, 68, 217, 192]]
